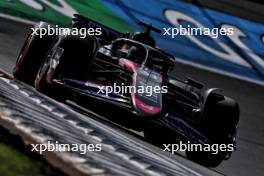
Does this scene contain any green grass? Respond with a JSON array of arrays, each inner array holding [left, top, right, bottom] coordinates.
[[0, 127, 66, 176], [0, 143, 43, 176], [0, 0, 135, 33]]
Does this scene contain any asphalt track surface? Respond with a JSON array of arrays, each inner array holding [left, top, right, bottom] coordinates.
[[0, 17, 264, 176]]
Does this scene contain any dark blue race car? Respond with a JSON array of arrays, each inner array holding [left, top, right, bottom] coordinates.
[[13, 14, 239, 167]]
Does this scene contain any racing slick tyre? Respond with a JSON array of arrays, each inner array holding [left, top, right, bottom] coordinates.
[[186, 94, 239, 167], [35, 34, 98, 101], [13, 22, 57, 86]]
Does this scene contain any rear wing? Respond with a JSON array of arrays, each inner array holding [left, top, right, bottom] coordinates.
[[72, 14, 129, 44]]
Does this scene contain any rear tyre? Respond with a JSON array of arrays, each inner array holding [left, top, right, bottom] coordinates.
[[186, 94, 239, 167], [13, 22, 57, 86]]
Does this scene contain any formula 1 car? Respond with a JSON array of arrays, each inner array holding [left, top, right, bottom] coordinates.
[[13, 14, 239, 167]]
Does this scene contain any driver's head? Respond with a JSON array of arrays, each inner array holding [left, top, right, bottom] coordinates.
[[111, 41, 129, 57], [127, 46, 144, 63]]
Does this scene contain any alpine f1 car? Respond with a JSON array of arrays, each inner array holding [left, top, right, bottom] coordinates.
[[13, 14, 239, 167]]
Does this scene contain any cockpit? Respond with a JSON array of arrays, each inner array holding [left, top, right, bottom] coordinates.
[[110, 39, 147, 64], [101, 38, 175, 74]]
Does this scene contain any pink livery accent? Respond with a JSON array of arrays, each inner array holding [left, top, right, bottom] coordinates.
[[119, 58, 137, 72], [132, 93, 162, 115], [119, 58, 163, 116]]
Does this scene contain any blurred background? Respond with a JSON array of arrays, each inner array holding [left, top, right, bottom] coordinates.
[[0, 0, 264, 176]]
